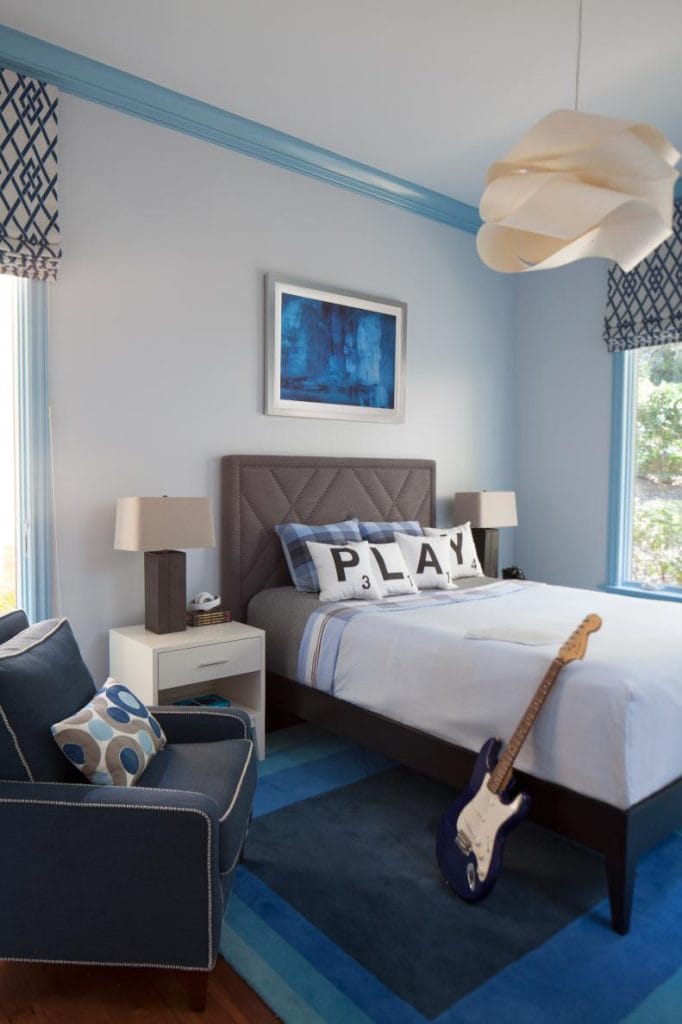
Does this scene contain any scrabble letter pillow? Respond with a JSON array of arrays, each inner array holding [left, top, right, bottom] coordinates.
[[395, 533, 455, 590], [424, 523, 483, 578], [306, 540, 383, 602]]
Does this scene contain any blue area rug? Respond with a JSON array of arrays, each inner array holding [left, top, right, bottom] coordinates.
[[220, 724, 682, 1023]]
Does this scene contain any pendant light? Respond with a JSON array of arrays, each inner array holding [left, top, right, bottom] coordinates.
[[476, 0, 680, 274]]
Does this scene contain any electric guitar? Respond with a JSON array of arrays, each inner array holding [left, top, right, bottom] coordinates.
[[436, 613, 602, 902]]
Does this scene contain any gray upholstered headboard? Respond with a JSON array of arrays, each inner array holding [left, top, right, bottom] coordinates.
[[221, 455, 436, 620]]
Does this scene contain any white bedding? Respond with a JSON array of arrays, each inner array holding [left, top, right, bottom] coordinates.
[[324, 582, 682, 809]]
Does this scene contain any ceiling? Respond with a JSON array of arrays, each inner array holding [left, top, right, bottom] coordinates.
[[0, 0, 680, 207]]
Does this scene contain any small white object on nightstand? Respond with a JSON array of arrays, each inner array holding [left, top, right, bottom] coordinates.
[[109, 620, 266, 759]]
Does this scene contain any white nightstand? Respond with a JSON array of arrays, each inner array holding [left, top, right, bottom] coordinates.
[[109, 621, 265, 759]]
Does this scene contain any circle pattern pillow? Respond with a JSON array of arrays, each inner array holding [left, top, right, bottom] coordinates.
[[51, 678, 166, 786]]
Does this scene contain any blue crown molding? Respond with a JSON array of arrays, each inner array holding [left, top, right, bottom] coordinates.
[[0, 24, 481, 234]]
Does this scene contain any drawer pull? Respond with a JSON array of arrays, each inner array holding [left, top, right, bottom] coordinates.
[[198, 659, 230, 668]]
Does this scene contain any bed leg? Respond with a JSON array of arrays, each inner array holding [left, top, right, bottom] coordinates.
[[605, 842, 636, 935]]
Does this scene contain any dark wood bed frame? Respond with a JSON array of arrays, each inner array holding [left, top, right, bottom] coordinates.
[[221, 453, 682, 934]]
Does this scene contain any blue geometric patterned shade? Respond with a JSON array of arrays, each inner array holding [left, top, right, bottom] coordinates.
[[0, 68, 60, 281], [603, 202, 681, 352]]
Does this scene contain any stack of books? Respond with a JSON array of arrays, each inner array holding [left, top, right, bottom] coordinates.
[[186, 608, 232, 627]]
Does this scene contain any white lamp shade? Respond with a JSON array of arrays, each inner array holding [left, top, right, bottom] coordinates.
[[477, 109, 680, 274], [114, 497, 216, 551], [453, 491, 518, 529]]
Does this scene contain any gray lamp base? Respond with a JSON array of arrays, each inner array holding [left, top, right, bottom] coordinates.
[[144, 550, 186, 634], [471, 528, 500, 578]]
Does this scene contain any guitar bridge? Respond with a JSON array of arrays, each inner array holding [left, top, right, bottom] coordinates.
[[455, 831, 472, 854]]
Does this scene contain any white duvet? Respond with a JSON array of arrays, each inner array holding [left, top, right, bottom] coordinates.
[[329, 582, 682, 809]]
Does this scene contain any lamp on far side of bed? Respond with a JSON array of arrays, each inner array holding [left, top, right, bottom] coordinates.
[[452, 491, 517, 578], [114, 496, 216, 634]]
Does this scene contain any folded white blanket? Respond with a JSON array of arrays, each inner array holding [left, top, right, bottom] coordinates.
[[465, 625, 567, 646]]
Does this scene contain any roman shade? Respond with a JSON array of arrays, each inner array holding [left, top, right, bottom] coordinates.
[[603, 201, 681, 352], [0, 68, 60, 281]]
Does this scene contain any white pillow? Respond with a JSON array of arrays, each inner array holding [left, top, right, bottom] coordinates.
[[306, 540, 383, 602], [368, 542, 418, 597], [424, 523, 483, 579], [394, 533, 456, 590]]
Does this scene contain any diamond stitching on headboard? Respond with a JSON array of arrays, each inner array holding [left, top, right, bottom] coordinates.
[[222, 456, 436, 619]]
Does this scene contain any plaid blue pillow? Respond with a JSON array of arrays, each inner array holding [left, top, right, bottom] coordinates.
[[358, 520, 425, 543], [276, 519, 362, 591]]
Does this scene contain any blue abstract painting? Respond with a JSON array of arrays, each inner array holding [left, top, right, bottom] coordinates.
[[280, 293, 397, 409]]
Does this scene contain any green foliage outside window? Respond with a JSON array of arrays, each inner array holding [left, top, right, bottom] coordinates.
[[632, 343, 682, 587]]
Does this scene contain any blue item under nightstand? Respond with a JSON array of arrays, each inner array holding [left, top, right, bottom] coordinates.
[[174, 692, 231, 707]]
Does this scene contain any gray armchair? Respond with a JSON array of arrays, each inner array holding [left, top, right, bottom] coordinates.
[[0, 610, 256, 1011]]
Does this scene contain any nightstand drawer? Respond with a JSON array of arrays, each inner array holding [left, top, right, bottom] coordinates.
[[157, 637, 261, 691]]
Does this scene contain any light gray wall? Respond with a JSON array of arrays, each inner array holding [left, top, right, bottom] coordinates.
[[51, 96, 516, 678], [513, 261, 613, 589]]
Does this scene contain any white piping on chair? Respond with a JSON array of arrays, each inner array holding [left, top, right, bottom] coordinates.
[[0, 703, 33, 780], [151, 707, 249, 738], [0, 954, 215, 971], [0, 796, 215, 968], [0, 618, 66, 658], [220, 740, 254, 822]]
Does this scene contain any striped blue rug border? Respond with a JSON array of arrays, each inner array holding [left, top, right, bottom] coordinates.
[[221, 726, 682, 1024]]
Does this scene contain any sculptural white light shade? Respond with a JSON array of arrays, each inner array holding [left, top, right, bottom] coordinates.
[[477, 109, 680, 274]]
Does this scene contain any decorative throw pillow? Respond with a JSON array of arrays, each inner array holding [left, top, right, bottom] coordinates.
[[368, 542, 418, 597], [51, 679, 167, 786], [425, 523, 483, 578], [275, 519, 362, 592], [394, 533, 456, 590], [358, 520, 424, 543], [0, 618, 96, 783], [306, 540, 383, 602]]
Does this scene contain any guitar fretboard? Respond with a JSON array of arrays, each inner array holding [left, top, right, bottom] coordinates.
[[487, 658, 563, 795]]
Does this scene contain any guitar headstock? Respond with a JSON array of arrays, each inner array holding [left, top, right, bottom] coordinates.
[[557, 614, 602, 664]]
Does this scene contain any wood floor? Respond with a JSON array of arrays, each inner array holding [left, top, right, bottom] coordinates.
[[0, 960, 280, 1023]]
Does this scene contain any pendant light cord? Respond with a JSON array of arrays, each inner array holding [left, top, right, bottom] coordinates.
[[574, 0, 583, 111]]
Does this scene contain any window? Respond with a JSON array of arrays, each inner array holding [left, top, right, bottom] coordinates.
[[0, 276, 52, 621], [607, 343, 682, 600], [0, 277, 17, 613]]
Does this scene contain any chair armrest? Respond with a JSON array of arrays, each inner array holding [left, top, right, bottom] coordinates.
[[0, 779, 222, 969], [150, 705, 252, 743]]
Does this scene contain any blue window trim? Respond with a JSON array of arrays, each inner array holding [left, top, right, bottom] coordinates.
[[605, 350, 682, 603], [15, 278, 52, 622]]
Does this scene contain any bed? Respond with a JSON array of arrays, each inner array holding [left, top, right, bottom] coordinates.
[[221, 453, 682, 934]]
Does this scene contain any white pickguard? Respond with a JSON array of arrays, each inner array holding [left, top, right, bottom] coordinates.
[[456, 773, 524, 883]]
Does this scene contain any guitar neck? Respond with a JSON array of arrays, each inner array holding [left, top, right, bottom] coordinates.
[[488, 657, 564, 794]]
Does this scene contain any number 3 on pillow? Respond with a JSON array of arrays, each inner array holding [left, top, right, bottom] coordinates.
[[305, 540, 383, 602]]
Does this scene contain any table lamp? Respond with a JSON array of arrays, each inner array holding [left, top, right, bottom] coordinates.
[[114, 496, 216, 634], [452, 491, 517, 578]]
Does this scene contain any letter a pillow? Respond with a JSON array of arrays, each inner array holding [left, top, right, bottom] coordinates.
[[395, 533, 456, 590], [424, 523, 483, 578], [306, 541, 383, 602]]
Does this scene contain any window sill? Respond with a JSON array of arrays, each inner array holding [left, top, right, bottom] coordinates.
[[602, 583, 682, 604]]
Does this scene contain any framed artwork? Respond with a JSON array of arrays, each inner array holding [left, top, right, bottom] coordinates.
[[265, 274, 406, 423]]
